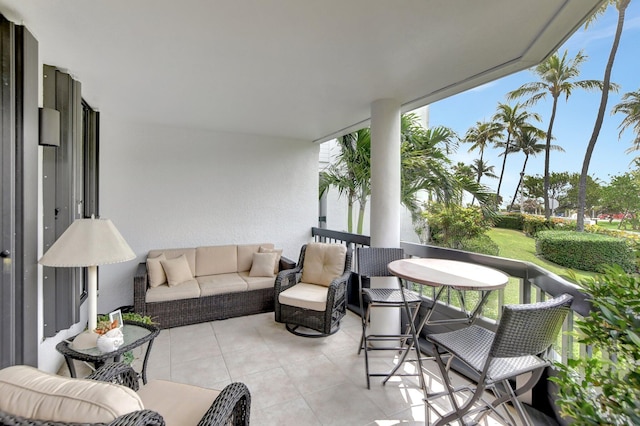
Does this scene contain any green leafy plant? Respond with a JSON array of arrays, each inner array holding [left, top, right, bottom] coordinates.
[[423, 203, 492, 249], [551, 266, 640, 425]]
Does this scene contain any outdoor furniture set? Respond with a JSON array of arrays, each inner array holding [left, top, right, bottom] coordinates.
[[356, 246, 574, 425]]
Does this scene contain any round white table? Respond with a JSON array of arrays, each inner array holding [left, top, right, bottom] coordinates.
[[388, 257, 509, 290], [383, 258, 509, 392]]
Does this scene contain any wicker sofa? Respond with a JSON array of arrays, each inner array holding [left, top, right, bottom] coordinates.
[[0, 363, 250, 426], [134, 243, 295, 328]]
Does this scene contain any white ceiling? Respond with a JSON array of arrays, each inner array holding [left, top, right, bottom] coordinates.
[[0, 0, 604, 142]]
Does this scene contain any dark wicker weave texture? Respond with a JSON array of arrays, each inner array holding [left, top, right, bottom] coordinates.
[[274, 244, 352, 336], [426, 293, 573, 426], [0, 363, 250, 426]]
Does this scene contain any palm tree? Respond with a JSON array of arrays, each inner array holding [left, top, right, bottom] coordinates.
[[613, 89, 640, 152], [463, 121, 503, 204], [319, 128, 370, 233], [508, 50, 605, 219], [507, 128, 562, 211], [576, 0, 628, 231], [492, 102, 541, 207], [471, 158, 498, 184]]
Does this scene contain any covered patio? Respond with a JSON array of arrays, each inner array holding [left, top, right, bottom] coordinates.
[[0, 1, 604, 424]]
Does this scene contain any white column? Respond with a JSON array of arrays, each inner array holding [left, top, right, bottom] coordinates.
[[369, 98, 401, 339]]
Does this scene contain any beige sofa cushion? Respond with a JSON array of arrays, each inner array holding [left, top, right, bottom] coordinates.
[[300, 243, 347, 287], [249, 252, 277, 277], [197, 273, 248, 297], [146, 279, 200, 303], [148, 248, 196, 276], [161, 254, 194, 286], [147, 253, 167, 287], [238, 271, 276, 291], [0, 365, 143, 423], [278, 283, 328, 311], [196, 245, 237, 276], [137, 379, 220, 426], [237, 243, 273, 272], [259, 246, 283, 274]]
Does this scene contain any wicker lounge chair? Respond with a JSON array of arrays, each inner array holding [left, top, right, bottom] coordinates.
[[274, 242, 352, 337], [0, 362, 250, 426]]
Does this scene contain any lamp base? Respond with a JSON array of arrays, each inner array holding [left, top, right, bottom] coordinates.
[[70, 330, 99, 350]]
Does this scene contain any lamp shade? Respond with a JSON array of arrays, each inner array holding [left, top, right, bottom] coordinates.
[[39, 217, 135, 267]]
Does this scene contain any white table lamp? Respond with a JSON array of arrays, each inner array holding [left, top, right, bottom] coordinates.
[[39, 217, 135, 345]]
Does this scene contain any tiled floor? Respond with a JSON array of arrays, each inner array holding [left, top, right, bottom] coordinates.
[[66, 310, 505, 425]]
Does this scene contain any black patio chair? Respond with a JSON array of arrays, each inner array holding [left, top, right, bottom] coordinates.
[[356, 247, 423, 389], [425, 293, 573, 426]]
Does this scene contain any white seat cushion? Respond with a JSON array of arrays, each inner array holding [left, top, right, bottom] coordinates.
[[238, 270, 275, 290], [0, 365, 143, 424], [145, 279, 200, 303], [278, 282, 328, 311], [137, 379, 220, 426], [197, 273, 248, 296]]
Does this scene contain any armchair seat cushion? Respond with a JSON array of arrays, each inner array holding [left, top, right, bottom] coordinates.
[[278, 282, 328, 311], [0, 365, 143, 424], [137, 379, 221, 426]]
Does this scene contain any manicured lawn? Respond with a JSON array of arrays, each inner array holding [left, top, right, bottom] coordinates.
[[454, 228, 597, 321], [487, 228, 596, 282]]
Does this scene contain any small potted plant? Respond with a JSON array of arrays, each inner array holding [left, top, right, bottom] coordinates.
[[94, 319, 124, 353]]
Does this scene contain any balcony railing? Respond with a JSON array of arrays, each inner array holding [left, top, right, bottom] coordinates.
[[312, 227, 592, 422]]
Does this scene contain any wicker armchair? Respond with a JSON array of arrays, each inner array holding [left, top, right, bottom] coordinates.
[[274, 242, 352, 337], [0, 363, 250, 426], [425, 293, 573, 426]]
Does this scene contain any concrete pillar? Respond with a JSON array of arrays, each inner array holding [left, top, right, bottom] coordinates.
[[369, 98, 401, 338]]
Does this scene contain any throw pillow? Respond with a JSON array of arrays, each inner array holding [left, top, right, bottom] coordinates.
[[249, 252, 277, 277], [160, 255, 194, 287], [259, 246, 283, 274], [147, 253, 167, 287]]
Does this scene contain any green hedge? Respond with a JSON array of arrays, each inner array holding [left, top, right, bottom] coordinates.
[[458, 234, 500, 256], [535, 230, 636, 273], [494, 213, 524, 230]]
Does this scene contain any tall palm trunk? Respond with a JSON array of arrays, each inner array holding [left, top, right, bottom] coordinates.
[[357, 196, 366, 234], [544, 99, 559, 219], [577, 0, 629, 231], [471, 150, 484, 206], [509, 154, 530, 211], [496, 131, 512, 207]]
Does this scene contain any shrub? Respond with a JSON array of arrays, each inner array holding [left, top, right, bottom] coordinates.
[[552, 266, 640, 425], [424, 203, 491, 249], [535, 230, 635, 273], [493, 213, 524, 230], [458, 234, 500, 256], [522, 214, 575, 237]]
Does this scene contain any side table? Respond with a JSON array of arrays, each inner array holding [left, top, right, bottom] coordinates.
[[56, 320, 160, 384]]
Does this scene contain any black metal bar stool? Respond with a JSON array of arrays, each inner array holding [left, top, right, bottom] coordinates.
[[356, 247, 423, 389]]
